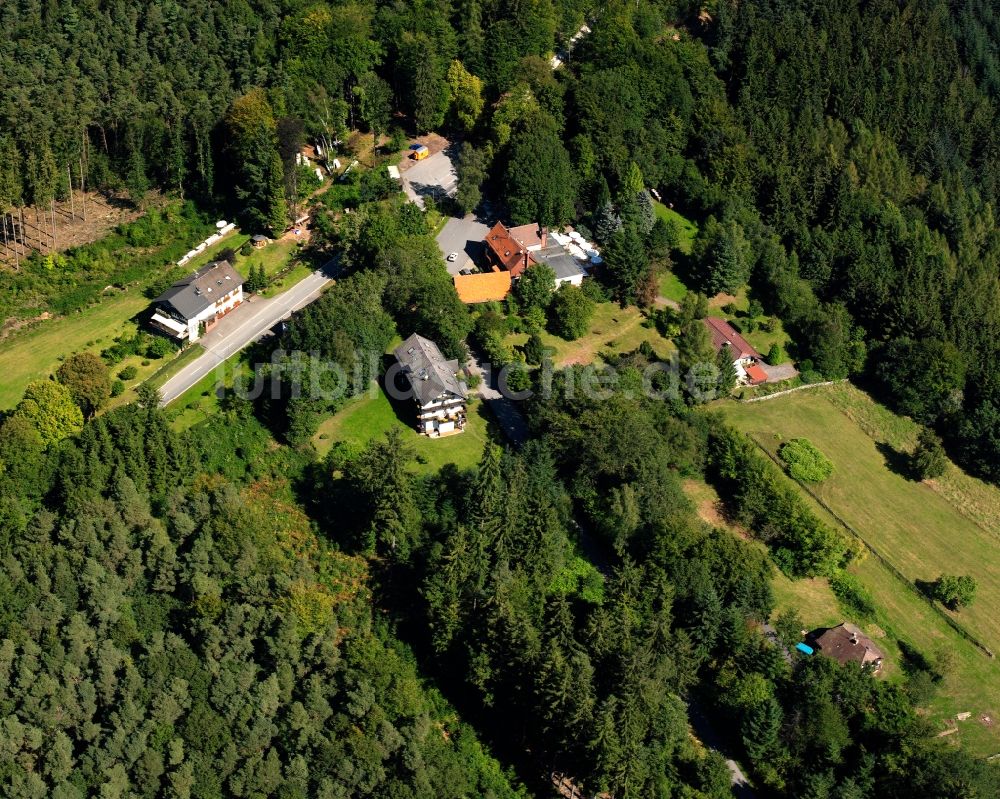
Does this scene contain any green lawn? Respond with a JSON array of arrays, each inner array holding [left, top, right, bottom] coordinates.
[[721, 386, 1000, 754], [0, 292, 150, 409], [146, 343, 207, 391], [312, 382, 491, 475], [507, 302, 675, 368], [165, 362, 232, 430], [823, 383, 1000, 543], [264, 261, 313, 296], [239, 237, 300, 279], [653, 201, 697, 254], [657, 270, 689, 304], [187, 230, 249, 270], [706, 286, 792, 358], [0, 228, 247, 410]]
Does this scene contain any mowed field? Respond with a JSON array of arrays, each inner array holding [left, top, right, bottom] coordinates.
[[722, 384, 1000, 755], [0, 292, 149, 408], [0, 231, 247, 410]]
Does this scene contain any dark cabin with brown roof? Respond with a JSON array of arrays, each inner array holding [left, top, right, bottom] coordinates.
[[811, 622, 885, 673]]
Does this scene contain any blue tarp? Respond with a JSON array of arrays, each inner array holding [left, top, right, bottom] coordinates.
[[796, 642, 814, 655]]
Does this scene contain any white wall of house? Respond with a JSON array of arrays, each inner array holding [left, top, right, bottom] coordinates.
[[187, 285, 243, 342], [554, 273, 585, 288], [415, 391, 466, 435]]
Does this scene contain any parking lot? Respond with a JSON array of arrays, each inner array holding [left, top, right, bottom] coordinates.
[[436, 215, 490, 274], [401, 148, 458, 209]]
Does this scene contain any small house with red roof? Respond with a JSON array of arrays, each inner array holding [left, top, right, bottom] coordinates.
[[702, 316, 767, 385]]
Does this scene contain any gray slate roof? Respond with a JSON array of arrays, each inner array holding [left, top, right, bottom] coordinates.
[[393, 333, 467, 406], [535, 245, 585, 281], [156, 261, 243, 320]]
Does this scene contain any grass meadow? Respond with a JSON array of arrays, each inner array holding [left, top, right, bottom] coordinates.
[[720, 384, 1000, 756]]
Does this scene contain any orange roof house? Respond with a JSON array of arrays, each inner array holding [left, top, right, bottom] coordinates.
[[702, 316, 768, 386], [744, 362, 768, 385], [508, 223, 547, 251], [454, 270, 512, 304]]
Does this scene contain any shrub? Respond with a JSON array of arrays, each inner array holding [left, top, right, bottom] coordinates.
[[549, 284, 594, 341], [911, 427, 947, 480], [110, 379, 125, 397], [118, 365, 138, 381], [387, 127, 408, 152], [523, 333, 546, 365], [708, 425, 849, 577], [146, 337, 176, 359], [779, 438, 834, 482], [581, 278, 609, 303], [830, 572, 877, 620], [766, 343, 783, 365]]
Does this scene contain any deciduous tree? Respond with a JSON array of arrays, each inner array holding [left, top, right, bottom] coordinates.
[[56, 352, 112, 418], [12, 380, 84, 447]]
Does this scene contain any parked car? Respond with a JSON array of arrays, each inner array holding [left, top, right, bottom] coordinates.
[[447, 252, 459, 262]]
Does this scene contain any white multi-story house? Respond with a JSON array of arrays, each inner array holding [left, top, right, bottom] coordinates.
[[392, 333, 468, 436], [150, 260, 244, 342]]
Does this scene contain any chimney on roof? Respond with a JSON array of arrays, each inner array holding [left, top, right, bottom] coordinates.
[[539, 225, 547, 248], [850, 632, 859, 645]]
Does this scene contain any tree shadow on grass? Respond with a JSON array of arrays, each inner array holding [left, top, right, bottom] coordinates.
[[898, 639, 939, 678], [914, 577, 938, 602], [875, 441, 915, 480]]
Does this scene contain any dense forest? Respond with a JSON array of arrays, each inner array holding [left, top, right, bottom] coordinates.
[[2, 329, 998, 797], [0, 393, 529, 798]]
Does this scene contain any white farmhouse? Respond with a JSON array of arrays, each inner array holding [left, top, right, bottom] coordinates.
[[150, 260, 244, 342], [392, 333, 468, 436]]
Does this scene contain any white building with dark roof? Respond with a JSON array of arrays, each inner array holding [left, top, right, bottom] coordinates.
[[392, 333, 468, 436], [150, 260, 244, 342]]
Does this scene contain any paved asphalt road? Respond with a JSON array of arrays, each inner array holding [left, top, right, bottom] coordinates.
[[158, 267, 334, 406]]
